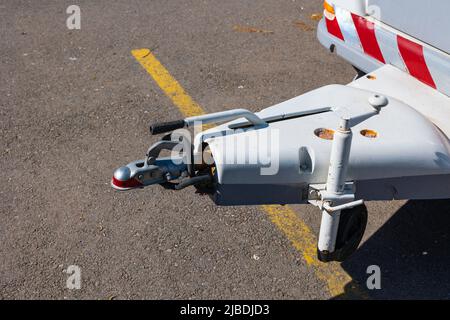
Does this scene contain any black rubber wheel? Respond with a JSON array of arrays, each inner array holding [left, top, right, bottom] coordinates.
[[334, 204, 368, 261], [318, 204, 368, 262]]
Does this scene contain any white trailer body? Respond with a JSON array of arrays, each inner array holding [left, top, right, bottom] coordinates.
[[367, 0, 450, 53], [318, 0, 450, 95]]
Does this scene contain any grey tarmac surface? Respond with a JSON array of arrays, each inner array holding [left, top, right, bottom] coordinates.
[[1, 0, 449, 299]]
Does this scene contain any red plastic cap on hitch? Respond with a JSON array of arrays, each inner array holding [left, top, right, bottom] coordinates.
[[111, 166, 143, 191]]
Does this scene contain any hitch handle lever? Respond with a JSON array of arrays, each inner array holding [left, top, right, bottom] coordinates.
[[150, 120, 185, 135], [149, 109, 267, 135], [322, 199, 364, 213]]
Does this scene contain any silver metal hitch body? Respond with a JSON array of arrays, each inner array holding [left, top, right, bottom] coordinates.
[[111, 137, 190, 190], [111, 157, 188, 191]]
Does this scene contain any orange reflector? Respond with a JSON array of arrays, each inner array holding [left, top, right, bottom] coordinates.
[[324, 1, 335, 15]]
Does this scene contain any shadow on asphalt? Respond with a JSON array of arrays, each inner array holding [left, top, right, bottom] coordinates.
[[335, 200, 450, 299]]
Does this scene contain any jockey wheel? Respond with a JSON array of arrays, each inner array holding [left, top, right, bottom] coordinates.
[[318, 204, 368, 262]]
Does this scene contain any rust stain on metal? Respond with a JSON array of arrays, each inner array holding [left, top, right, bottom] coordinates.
[[315, 128, 335, 140], [360, 129, 378, 138]]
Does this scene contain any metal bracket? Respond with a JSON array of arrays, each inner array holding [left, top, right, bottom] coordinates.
[[322, 199, 364, 213], [308, 182, 362, 213]]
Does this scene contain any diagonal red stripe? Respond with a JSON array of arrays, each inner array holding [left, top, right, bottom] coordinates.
[[351, 13, 385, 63], [397, 35, 436, 89], [325, 16, 344, 41]]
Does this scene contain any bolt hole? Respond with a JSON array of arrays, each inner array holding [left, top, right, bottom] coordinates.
[[135, 162, 145, 168], [314, 128, 335, 140]]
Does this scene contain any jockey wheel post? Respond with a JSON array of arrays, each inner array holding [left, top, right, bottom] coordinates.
[[317, 118, 367, 262]]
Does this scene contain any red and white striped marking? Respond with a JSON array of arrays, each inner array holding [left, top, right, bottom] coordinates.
[[325, 6, 450, 96]]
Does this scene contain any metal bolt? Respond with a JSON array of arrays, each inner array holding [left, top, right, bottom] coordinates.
[[309, 189, 320, 199]]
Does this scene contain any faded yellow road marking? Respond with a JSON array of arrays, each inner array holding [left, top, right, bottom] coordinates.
[[132, 48, 368, 299], [132, 49, 205, 118]]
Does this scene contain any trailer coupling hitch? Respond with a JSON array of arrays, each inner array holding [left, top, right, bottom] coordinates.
[[111, 139, 210, 191], [112, 108, 269, 192]]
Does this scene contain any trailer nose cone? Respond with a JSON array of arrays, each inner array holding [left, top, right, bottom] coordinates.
[[111, 166, 143, 191]]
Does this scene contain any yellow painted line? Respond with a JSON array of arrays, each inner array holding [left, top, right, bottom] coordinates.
[[132, 49, 205, 118], [132, 48, 368, 299]]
